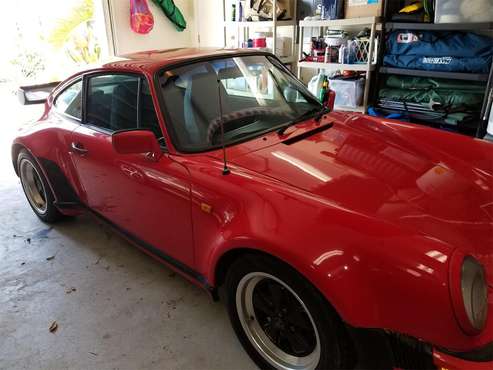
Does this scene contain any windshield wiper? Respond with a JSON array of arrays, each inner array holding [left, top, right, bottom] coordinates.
[[277, 106, 329, 135], [314, 106, 330, 122]]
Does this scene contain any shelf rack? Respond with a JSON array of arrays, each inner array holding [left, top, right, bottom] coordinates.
[[374, 9, 493, 138], [379, 67, 489, 82], [299, 62, 375, 72], [297, 17, 381, 114], [222, 0, 298, 67], [385, 21, 493, 31]]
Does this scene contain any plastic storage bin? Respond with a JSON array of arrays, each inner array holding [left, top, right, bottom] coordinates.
[[435, 0, 493, 23], [329, 78, 365, 109]]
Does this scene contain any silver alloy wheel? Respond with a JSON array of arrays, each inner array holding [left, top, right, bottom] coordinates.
[[19, 159, 48, 214], [236, 272, 321, 370]]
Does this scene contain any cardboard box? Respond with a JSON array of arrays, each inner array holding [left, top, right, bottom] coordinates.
[[344, 0, 383, 19], [266, 37, 292, 57], [244, 0, 294, 21]]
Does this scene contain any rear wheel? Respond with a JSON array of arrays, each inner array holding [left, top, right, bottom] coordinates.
[[18, 150, 64, 223], [225, 254, 354, 370]]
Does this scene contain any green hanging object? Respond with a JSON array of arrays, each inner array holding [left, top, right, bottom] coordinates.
[[152, 0, 187, 32]]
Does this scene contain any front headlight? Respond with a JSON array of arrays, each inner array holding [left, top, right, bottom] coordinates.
[[461, 256, 488, 332]]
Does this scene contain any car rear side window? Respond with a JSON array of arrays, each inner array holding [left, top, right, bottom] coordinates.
[[86, 74, 163, 141], [54, 80, 83, 120]]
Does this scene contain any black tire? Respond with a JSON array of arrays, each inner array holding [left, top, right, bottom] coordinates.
[[17, 149, 64, 223], [225, 254, 355, 370]]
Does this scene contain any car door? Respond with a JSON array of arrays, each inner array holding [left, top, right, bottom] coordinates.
[[49, 78, 87, 205], [70, 72, 194, 267]]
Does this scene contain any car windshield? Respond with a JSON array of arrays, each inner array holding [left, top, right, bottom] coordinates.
[[158, 54, 322, 152]]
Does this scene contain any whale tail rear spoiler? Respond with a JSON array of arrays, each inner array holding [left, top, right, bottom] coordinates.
[[18, 81, 61, 105]]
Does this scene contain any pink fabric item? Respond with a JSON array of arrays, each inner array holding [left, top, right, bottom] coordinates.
[[130, 0, 154, 34]]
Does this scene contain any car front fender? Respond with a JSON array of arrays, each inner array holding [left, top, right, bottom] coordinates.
[[185, 161, 490, 353]]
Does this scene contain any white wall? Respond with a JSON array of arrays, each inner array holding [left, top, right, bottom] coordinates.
[[195, 0, 225, 47], [102, 0, 298, 56], [103, 0, 197, 56]]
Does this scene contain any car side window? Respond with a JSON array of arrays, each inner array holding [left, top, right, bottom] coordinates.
[[54, 80, 83, 119], [86, 74, 164, 142], [86, 74, 138, 131]]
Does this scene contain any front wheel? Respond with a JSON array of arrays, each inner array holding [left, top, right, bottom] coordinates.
[[225, 254, 354, 370]]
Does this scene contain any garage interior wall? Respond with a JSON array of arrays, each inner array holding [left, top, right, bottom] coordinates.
[[102, 0, 198, 55], [194, 0, 225, 48], [103, 0, 306, 54]]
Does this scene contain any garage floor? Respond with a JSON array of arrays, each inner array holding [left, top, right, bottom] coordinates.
[[0, 92, 255, 369]]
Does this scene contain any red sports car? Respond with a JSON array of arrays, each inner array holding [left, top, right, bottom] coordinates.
[[12, 49, 493, 370]]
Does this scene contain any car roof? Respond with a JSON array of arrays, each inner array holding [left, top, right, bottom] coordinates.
[[102, 48, 271, 74]]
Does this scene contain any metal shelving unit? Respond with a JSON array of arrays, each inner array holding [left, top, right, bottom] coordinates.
[[297, 17, 381, 113], [379, 67, 489, 82], [374, 8, 493, 138], [222, 0, 298, 67], [223, 20, 296, 28], [385, 21, 493, 31], [299, 17, 382, 29], [299, 62, 375, 72], [478, 64, 493, 138]]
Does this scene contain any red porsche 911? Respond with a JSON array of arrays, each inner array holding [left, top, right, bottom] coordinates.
[[12, 49, 493, 370]]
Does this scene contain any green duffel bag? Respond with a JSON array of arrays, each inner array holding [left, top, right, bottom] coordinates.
[[378, 88, 484, 110], [152, 0, 186, 31], [385, 75, 485, 92]]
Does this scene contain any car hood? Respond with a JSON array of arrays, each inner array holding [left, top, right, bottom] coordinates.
[[231, 114, 493, 279]]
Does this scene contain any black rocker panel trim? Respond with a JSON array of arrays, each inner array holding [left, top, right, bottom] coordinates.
[[37, 157, 217, 297], [87, 207, 217, 296]]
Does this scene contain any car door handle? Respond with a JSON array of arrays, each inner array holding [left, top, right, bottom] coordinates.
[[71, 142, 88, 155]]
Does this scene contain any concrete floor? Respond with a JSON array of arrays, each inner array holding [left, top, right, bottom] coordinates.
[[0, 90, 255, 369]]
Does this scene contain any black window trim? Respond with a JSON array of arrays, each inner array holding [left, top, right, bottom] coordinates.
[[153, 51, 321, 154], [53, 77, 84, 123], [136, 77, 142, 129]]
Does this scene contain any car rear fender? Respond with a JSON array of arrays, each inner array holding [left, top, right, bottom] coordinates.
[[12, 132, 82, 212]]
